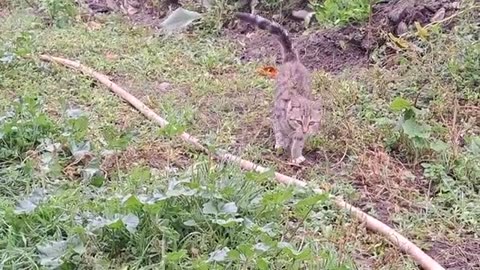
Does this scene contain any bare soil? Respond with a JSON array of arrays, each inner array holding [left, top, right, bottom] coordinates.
[[427, 237, 480, 270]]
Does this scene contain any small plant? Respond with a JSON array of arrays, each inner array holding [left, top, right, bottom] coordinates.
[[310, 0, 374, 26], [39, 0, 78, 27], [387, 97, 433, 159], [0, 96, 57, 160]]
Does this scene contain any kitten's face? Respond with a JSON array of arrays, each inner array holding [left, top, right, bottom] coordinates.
[[286, 97, 322, 135]]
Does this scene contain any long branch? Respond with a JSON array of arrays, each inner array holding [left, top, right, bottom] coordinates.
[[39, 54, 445, 270]]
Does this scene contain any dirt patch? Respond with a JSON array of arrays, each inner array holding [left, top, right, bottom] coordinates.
[[101, 141, 191, 176], [226, 26, 368, 73], [350, 147, 431, 226], [227, 0, 460, 73], [427, 237, 480, 270]]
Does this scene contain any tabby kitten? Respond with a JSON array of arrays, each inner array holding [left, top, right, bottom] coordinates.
[[235, 12, 323, 164]]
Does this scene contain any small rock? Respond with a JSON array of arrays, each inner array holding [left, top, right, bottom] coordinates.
[[388, 0, 415, 23], [396, 21, 408, 35], [431, 7, 446, 23], [292, 10, 313, 20], [158, 82, 172, 92]]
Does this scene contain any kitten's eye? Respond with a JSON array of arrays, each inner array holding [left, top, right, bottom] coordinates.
[[309, 122, 317, 126], [296, 120, 303, 125]]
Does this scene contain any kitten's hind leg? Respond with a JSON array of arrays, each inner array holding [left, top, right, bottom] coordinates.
[[290, 135, 305, 164]]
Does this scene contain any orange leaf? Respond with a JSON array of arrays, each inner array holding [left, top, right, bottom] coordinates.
[[257, 66, 278, 79]]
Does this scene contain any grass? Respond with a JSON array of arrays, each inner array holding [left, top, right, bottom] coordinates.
[[310, 0, 375, 26], [1, 0, 480, 269]]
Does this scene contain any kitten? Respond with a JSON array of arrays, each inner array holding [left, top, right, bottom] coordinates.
[[235, 12, 323, 164]]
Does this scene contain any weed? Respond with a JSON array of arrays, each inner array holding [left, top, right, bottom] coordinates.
[[0, 96, 57, 160], [310, 0, 375, 26]]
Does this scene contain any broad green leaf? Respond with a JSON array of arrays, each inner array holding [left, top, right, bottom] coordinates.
[[221, 202, 238, 214], [237, 244, 254, 257], [108, 219, 124, 230], [202, 201, 218, 215], [254, 242, 270, 252], [122, 214, 140, 233], [430, 140, 449, 152], [14, 199, 37, 214], [37, 240, 68, 267], [207, 247, 230, 263], [183, 219, 197, 226], [165, 187, 196, 197], [227, 249, 241, 260], [212, 218, 244, 227], [294, 193, 329, 217], [258, 223, 277, 237], [294, 248, 313, 260], [467, 136, 480, 155], [277, 242, 294, 250], [160, 8, 202, 32], [262, 189, 294, 205], [122, 195, 143, 210], [256, 257, 269, 270], [165, 249, 188, 263], [390, 97, 412, 112], [245, 169, 274, 183], [70, 236, 85, 255], [129, 166, 151, 183], [90, 175, 105, 187], [14, 188, 47, 214], [295, 193, 329, 209], [402, 119, 430, 139]]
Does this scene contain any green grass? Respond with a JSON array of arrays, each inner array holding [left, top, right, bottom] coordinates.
[[310, 0, 376, 26], [1, 1, 479, 269]]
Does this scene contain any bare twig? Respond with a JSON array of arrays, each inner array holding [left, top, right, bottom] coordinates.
[[39, 54, 445, 270]]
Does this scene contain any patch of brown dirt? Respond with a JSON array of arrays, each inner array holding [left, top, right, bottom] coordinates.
[[227, 0, 460, 73], [427, 237, 480, 270], [226, 26, 368, 73], [350, 147, 431, 226], [101, 141, 191, 176]]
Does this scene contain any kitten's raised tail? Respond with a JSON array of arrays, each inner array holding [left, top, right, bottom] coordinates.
[[234, 12, 297, 63]]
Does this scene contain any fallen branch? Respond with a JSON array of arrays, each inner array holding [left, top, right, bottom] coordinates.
[[39, 54, 445, 270]]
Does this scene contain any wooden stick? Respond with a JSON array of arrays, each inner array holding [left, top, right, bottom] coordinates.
[[39, 54, 445, 270]]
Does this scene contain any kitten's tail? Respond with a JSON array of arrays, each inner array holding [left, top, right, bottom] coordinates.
[[234, 12, 297, 63]]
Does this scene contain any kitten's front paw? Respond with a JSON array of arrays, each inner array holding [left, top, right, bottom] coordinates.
[[292, 156, 306, 164]]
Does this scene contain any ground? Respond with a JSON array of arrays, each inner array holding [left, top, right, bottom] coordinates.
[[0, 0, 479, 269]]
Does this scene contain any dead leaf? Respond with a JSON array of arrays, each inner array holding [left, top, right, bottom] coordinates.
[[257, 66, 278, 79], [414, 21, 429, 40], [388, 33, 409, 49]]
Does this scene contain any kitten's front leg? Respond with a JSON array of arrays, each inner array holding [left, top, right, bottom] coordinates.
[[273, 119, 289, 150], [290, 134, 305, 164]]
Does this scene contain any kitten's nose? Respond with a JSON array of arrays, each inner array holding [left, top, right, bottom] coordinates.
[[303, 126, 308, 133]]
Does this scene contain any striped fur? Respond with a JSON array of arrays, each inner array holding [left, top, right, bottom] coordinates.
[[234, 12, 297, 63], [235, 12, 323, 164]]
